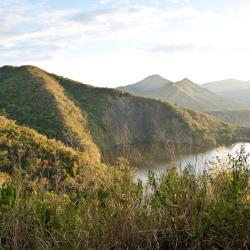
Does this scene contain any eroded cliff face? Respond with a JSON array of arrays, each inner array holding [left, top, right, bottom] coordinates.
[[106, 96, 192, 147], [100, 96, 194, 164]]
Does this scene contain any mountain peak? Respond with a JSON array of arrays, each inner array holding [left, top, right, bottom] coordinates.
[[144, 74, 166, 80], [140, 74, 171, 85], [180, 77, 192, 83], [118, 74, 171, 92], [0, 65, 46, 77], [119, 75, 240, 111]]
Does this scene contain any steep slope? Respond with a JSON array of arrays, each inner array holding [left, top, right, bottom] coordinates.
[[207, 110, 250, 127], [203, 79, 250, 107], [0, 65, 100, 164], [118, 76, 240, 111]]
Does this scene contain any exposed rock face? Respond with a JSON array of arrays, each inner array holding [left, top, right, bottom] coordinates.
[[102, 96, 196, 164], [107, 96, 192, 147]]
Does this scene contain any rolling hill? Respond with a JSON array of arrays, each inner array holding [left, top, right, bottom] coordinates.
[[0, 65, 240, 164], [203, 79, 250, 107], [118, 75, 242, 111]]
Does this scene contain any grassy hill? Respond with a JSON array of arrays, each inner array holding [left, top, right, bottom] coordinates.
[[0, 65, 240, 164], [118, 76, 242, 111], [0, 65, 100, 164]]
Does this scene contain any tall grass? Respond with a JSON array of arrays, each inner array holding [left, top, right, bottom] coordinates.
[[0, 148, 249, 249]]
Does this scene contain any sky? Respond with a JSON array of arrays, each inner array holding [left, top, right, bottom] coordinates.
[[1, 0, 250, 87]]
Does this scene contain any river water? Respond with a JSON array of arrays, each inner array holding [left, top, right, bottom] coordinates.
[[135, 142, 250, 182]]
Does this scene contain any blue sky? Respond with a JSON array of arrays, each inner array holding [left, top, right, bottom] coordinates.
[[1, 0, 250, 86]]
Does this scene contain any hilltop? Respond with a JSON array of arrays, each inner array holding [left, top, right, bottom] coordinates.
[[119, 74, 171, 94], [118, 76, 244, 111]]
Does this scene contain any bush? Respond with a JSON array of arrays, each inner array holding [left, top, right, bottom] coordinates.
[[0, 148, 249, 249]]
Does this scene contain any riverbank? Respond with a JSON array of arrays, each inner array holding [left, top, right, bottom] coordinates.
[[135, 142, 250, 182]]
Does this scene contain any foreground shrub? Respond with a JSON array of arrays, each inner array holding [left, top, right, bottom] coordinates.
[[0, 149, 249, 249]]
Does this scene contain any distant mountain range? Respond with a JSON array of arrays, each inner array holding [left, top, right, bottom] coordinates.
[[0, 65, 239, 164], [207, 110, 250, 127], [118, 75, 245, 111], [203, 79, 250, 106]]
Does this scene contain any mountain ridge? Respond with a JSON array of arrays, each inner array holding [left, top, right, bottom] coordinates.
[[118, 75, 242, 111], [202, 79, 250, 107], [203, 79, 250, 92]]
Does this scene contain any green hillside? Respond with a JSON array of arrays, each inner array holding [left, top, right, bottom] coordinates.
[[0, 65, 100, 164], [0, 115, 88, 189], [0, 65, 240, 164], [119, 76, 243, 111]]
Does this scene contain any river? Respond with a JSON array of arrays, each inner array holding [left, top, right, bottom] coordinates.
[[135, 142, 250, 182]]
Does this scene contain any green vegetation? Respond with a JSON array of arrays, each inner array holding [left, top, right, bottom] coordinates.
[[0, 140, 249, 249], [0, 66, 100, 164], [53, 74, 238, 164], [0, 115, 98, 190], [0, 65, 249, 249], [0, 65, 242, 165]]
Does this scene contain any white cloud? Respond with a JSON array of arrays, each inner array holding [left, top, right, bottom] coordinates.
[[1, 1, 250, 85]]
